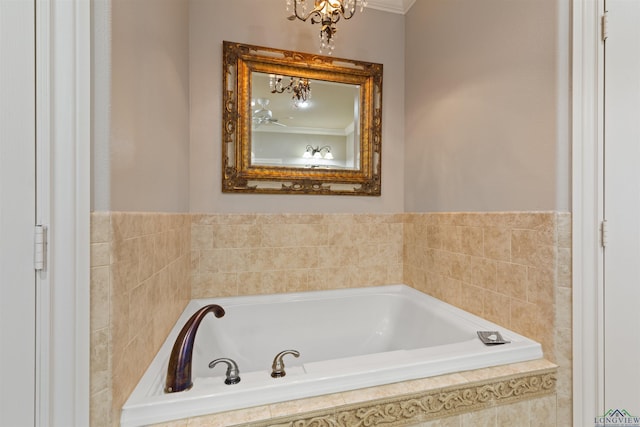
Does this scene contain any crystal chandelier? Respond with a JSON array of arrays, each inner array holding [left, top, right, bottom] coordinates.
[[269, 74, 312, 107], [286, 0, 367, 53]]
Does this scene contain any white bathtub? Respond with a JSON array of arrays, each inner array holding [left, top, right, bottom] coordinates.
[[121, 284, 542, 427]]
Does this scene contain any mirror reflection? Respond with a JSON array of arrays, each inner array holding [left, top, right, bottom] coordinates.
[[251, 72, 361, 170]]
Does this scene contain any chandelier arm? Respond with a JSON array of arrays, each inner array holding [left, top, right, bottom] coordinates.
[[337, 1, 358, 20], [287, 0, 366, 52], [289, 1, 325, 23], [337, 3, 350, 20], [341, 8, 356, 20], [289, 1, 359, 22]]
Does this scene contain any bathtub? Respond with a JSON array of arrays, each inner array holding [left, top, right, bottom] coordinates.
[[121, 284, 543, 427]]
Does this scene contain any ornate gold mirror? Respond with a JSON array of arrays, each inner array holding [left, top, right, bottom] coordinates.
[[222, 41, 383, 195]]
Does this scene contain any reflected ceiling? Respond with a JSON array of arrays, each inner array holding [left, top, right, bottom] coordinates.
[[252, 73, 358, 131]]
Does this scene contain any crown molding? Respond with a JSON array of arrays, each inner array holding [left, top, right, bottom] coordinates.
[[365, 0, 416, 15]]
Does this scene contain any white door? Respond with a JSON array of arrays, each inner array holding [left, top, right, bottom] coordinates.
[[0, 1, 37, 426], [603, 0, 640, 416]]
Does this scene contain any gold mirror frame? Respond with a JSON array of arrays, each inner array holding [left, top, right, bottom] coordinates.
[[222, 41, 383, 195]]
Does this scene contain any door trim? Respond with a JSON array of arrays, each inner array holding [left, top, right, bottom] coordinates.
[[572, 0, 606, 424], [0, 1, 36, 425], [36, 0, 91, 425]]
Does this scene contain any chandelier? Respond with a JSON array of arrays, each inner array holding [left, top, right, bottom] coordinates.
[[269, 74, 312, 107], [286, 0, 367, 53]]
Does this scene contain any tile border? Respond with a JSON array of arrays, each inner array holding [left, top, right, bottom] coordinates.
[[241, 367, 557, 427]]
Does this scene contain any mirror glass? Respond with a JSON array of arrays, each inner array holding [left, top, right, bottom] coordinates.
[[251, 72, 361, 170], [222, 41, 383, 196]]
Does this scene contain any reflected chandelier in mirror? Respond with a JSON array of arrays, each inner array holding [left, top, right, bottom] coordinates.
[[222, 41, 383, 196]]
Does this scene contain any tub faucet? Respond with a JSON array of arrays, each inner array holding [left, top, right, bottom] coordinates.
[[209, 358, 241, 385], [271, 349, 300, 378], [165, 304, 225, 393]]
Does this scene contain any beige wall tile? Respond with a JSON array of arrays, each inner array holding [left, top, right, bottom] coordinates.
[[460, 226, 484, 256], [91, 242, 110, 267], [483, 290, 511, 327], [510, 299, 539, 340], [557, 212, 572, 249], [91, 212, 111, 244], [90, 212, 192, 426], [530, 394, 557, 427], [190, 213, 405, 299], [496, 400, 530, 427], [191, 225, 214, 251], [91, 211, 569, 427], [191, 272, 238, 298], [187, 405, 271, 426], [461, 406, 496, 426], [415, 416, 461, 427], [91, 266, 110, 331], [427, 225, 444, 249], [90, 388, 112, 427], [511, 229, 539, 266], [557, 247, 572, 288], [468, 257, 497, 290], [483, 227, 511, 261], [213, 224, 262, 248], [403, 212, 570, 427], [90, 328, 110, 395], [269, 394, 345, 418], [496, 262, 528, 300], [459, 284, 484, 317]]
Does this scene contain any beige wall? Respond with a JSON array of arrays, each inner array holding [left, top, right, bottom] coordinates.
[[95, 0, 572, 214], [95, 0, 405, 213], [404, 0, 571, 212], [188, 0, 405, 213], [96, 0, 191, 212]]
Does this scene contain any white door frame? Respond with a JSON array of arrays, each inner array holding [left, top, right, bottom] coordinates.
[[572, 0, 606, 425], [36, 0, 90, 425], [1, 1, 36, 425]]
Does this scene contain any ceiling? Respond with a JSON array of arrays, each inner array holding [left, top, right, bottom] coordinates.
[[365, 0, 416, 14]]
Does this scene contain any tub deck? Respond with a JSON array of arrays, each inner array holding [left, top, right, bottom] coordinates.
[[149, 359, 558, 427]]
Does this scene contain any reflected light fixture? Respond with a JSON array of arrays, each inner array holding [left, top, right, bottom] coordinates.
[[269, 74, 312, 108], [286, 0, 367, 53], [303, 145, 333, 160]]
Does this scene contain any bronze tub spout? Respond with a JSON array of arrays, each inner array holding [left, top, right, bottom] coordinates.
[[165, 304, 225, 393]]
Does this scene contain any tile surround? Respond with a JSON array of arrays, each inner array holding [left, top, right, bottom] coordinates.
[[90, 211, 571, 426], [90, 212, 192, 427], [403, 212, 572, 425], [190, 213, 405, 298]]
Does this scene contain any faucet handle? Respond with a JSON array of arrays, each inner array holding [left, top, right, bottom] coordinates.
[[209, 358, 241, 385], [271, 349, 300, 378]]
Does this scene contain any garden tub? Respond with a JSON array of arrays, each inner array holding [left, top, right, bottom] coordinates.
[[121, 284, 542, 426]]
